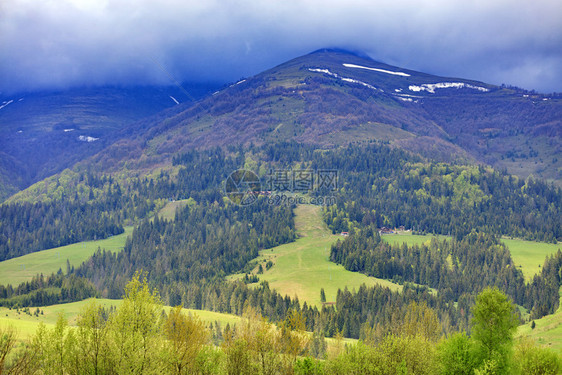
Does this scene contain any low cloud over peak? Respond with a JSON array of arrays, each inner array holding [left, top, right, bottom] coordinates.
[[1, 0, 561, 94]]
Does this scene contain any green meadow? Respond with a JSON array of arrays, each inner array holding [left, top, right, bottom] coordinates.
[[0, 297, 357, 355], [381, 232, 439, 248], [0, 227, 133, 286], [235, 205, 402, 307]]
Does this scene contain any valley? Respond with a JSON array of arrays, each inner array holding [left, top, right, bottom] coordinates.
[[3, 203, 560, 350], [2, 203, 559, 342]]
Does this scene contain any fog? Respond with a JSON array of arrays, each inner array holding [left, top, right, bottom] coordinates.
[[1, 0, 561, 94]]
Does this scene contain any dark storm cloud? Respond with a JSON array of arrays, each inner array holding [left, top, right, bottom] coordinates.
[[1, 0, 561, 94]]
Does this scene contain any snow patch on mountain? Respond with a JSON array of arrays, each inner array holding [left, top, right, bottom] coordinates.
[[343, 63, 411, 77], [309, 68, 382, 92], [0, 100, 13, 110], [409, 82, 489, 94], [78, 135, 99, 142], [309, 68, 332, 75], [341, 77, 378, 91], [394, 93, 420, 98]]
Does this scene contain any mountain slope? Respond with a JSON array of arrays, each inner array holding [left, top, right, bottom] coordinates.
[[71, 49, 560, 184], [0, 84, 220, 200]]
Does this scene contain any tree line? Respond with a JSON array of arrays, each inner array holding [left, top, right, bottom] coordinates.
[[226, 141, 562, 242], [315, 145, 561, 242], [0, 200, 123, 261], [0, 273, 97, 308]]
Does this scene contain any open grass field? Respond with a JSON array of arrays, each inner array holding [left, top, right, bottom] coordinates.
[[501, 238, 561, 281], [235, 205, 403, 307], [157, 199, 193, 221], [0, 226, 133, 286], [0, 297, 244, 339], [517, 287, 562, 351]]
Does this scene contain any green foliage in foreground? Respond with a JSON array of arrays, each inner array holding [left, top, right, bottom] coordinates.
[[471, 288, 520, 374], [2, 277, 561, 374]]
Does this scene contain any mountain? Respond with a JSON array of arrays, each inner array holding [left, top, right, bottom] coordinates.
[[0, 83, 220, 201], [3, 49, 561, 203], [66, 49, 561, 185]]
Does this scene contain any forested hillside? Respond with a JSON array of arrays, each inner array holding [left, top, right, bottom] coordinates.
[[2, 142, 561, 335], [76, 201, 295, 300], [256, 141, 562, 242], [4, 141, 559, 264], [0, 200, 124, 261], [0, 148, 242, 261]]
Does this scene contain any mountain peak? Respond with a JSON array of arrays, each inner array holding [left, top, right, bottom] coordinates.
[[309, 48, 372, 59]]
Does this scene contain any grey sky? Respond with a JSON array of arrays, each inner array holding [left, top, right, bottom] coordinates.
[[1, 0, 561, 94]]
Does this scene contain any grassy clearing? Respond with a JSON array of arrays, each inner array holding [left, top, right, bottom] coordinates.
[[0, 299, 119, 338], [157, 199, 194, 221], [0, 297, 243, 339], [0, 227, 133, 286], [517, 288, 562, 351], [501, 238, 561, 281], [235, 205, 402, 307]]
